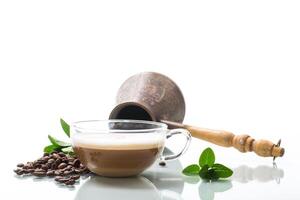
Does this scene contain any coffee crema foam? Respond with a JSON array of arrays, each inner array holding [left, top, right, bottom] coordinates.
[[72, 133, 165, 150]]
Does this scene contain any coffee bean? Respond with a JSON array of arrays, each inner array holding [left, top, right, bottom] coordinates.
[[51, 151, 58, 155], [32, 171, 46, 177], [46, 170, 55, 176], [65, 180, 75, 185], [43, 153, 49, 157], [67, 161, 73, 165], [73, 159, 80, 168], [33, 162, 42, 168], [55, 158, 62, 165], [36, 164, 42, 168], [17, 163, 24, 167], [58, 178, 70, 183], [51, 162, 58, 170], [71, 175, 80, 180], [44, 156, 50, 161], [16, 170, 24, 175], [74, 169, 81, 174], [65, 165, 72, 170], [58, 163, 67, 169], [41, 165, 48, 171], [48, 159, 55, 164], [27, 169, 35, 173], [79, 167, 89, 174], [37, 158, 47, 164], [24, 164, 33, 169], [159, 161, 166, 166], [34, 168, 46, 173], [54, 176, 63, 182], [45, 163, 52, 169], [58, 152, 66, 157], [54, 170, 63, 176], [52, 153, 59, 159], [63, 170, 72, 175]]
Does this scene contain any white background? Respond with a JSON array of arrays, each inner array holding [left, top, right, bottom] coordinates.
[[0, 0, 300, 199]]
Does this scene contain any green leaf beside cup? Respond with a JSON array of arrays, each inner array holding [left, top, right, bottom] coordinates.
[[182, 147, 233, 181], [43, 119, 73, 155]]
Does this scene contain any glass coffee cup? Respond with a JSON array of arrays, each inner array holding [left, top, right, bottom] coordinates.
[[71, 120, 191, 177]]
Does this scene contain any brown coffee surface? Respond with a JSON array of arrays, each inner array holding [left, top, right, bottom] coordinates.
[[73, 146, 163, 177]]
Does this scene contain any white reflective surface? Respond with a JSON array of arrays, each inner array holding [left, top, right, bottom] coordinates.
[[7, 146, 299, 200]]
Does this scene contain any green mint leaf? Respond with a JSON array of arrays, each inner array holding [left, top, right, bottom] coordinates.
[[199, 147, 215, 167], [48, 135, 71, 147], [182, 164, 200, 176], [199, 165, 219, 181], [44, 144, 59, 153], [212, 163, 233, 178], [207, 169, 219, 181], [199, 165, 209, 179], [61, 146, 75, 156], [60, 118, 70, 138]]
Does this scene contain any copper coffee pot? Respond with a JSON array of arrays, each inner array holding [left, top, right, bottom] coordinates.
[[109, 72, 284, 159]]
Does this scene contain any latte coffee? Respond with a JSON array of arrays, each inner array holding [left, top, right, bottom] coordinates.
[[71, 120, 191, 177], [72, 133, 165, 177]]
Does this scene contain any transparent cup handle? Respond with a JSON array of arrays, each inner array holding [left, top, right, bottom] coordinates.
[[161, 128, 191, 161]]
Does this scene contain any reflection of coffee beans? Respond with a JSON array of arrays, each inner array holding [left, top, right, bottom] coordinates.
[[72, 133, 165, 177]]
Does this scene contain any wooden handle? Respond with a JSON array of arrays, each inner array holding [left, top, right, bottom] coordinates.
[[161, 120, 285, 158]]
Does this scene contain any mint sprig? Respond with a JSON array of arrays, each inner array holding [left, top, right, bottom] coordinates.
[[182, 147, 233, 181], [43, 118, 74, 155]]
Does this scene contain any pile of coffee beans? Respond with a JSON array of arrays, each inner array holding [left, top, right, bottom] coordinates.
[[14, 151, 90, 186]]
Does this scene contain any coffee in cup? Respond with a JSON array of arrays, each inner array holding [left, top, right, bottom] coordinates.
[[72, 120, 191, 177]]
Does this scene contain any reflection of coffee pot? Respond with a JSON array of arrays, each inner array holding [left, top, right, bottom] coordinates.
[[110, 72, 284, 158], [232, 164, 284, 183]]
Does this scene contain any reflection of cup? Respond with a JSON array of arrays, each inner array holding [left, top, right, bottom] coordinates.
[[144, 152, 185, 199], [71, 120, 191, 177], [75, 176, 161, 200], [75, 152, 185, 200]]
